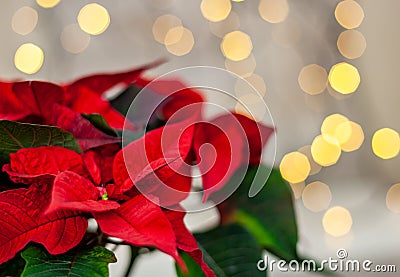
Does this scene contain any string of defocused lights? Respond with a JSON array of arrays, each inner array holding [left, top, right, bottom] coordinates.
[[8, 0, 400, 240], [12, 1, 110, 74]]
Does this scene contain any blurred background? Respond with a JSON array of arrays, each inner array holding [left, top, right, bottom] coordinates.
[[1, 0, 399, 276]]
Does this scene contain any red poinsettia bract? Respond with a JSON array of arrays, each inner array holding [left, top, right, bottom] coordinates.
[[0, 64, 273, 277]]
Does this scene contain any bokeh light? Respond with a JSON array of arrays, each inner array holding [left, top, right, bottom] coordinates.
[[152, 14, 182, 44], [164, 26, 184, 45], [323, 206, 353, 237], [298, 145, 322, 176], [335, 0, 364, 29], [225, 53, 256, 78], [36, 0, 60, 8], [14, 43, 44, 74], [328, 62, 360, 95], [258, 0, 289, 24], [372, 128, 400, 159], [12, 6, 38, 36], [78, 3, 110, 35], [386, 184, 400, 213], [311, 135, 342, 166], [298, 64, 328, 95], [61, 24, 91, 54], [165, 27, 195, 56], [280, 152, 311, 184], [209, 11, 240, 38], [221, 31, 253, 61], [337, 30, 367, 59], [290, 182, 305, 200], [200, 0, 232, 22], [321, 113, 350, 141], [302, 181, 332, 212], [337, 121, 364, 152]]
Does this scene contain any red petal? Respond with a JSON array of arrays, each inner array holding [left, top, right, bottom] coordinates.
[[3, 146, 86, 184], [113, 120, 195, 205], [193, 119, 244, 201], [232, 113, 274, 165], [82, 143, 120, 185], [47, 171, 119, 213], [0, 184, 87, 264], [0, 81, 64, 122], [48, 105, 120, 151], [135, 77, 204, 121], [193, 113, 274, 200], [164, 208, 216, 277], [64, 62, 161, 129], [65, 63, 159, 97], [94, 195, 183, 266]]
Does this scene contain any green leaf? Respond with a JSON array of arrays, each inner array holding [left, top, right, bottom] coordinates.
[[82, 114, 118, 137], [0, 253, 26, 277], [21, 246, 116, 277], [194, 223, 264, 277], [109, 85, 142, 116], [219, 166, 299, 261], [0, 120, 81, 166], [175, 252, 206, 277]]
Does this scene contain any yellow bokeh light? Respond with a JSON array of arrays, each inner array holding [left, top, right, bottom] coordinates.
[[152, 14, 182, 44], [328, 62, 360, 95], [298, 64, 327, 95], [221, 31, 253, 61], [321, 113, 350, 142], [14, 43, 44, 75], [225, 53, 256, 78], [386, 184, 400, 213], [78, 3, 110, 35], [311, 135, 342, 166], [164, 26, 184, 45], [298, 145, 322, 176], [12, 6, 38, 36], [323, 206, 353, 237], [258, 0, 289, 24], [235, 93, 267, 122], [165, 27, 195, 56], [372, 128, 400, 159], [337, 30, 367, 59], [200, 0, 232, 22], [280, 152, 311, 184], [290, 182, 305, 200], [209, 11, 240, 38], [302, 181, 332, 212], [36, 0, 60, 8], [335, 0, 364, 29], [337, 121, 364, 152], [61, 24, 91, 54]]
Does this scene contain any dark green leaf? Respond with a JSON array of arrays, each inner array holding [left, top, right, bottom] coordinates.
[[0, 253, 26, 277], [109, 85, 142, 116], [21, 246, 116, 277], [82, 114, 118, 136], [175, 251, 206, 277], [194, 223, 264, 277], [0, 120, 81, 166], [218, 166, 299, 261]]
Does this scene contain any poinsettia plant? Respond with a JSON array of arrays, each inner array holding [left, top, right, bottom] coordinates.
[[0, 63, 300, 277]]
